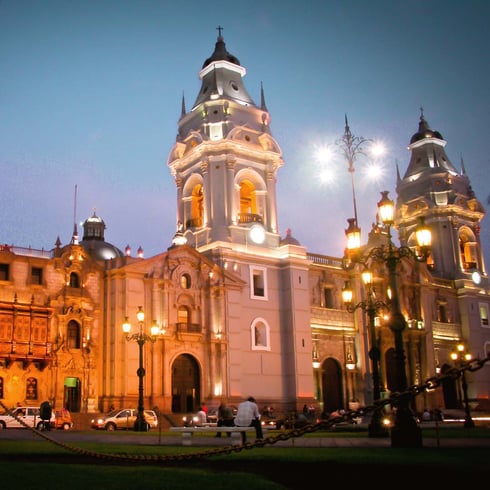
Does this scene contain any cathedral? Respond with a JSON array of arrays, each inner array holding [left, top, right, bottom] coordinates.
[[0, 34, 489, 419]]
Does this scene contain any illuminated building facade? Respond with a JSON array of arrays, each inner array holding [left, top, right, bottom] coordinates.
[[0, 35, 489, 417]]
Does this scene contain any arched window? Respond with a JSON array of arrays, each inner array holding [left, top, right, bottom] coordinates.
[[0, 376, 3, 398], [67, 320, 81, 349], [251, 318, 270, 351], [180, 273, 191, 289], [69, 272, 80, 288], [458, 228, 477, 271], [191, 184, 204, 227], [240, 180, 256, 215], [26, 377, 38, 400]]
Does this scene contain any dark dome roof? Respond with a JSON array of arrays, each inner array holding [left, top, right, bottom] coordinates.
[[280, 228, 301, 246], [410, 113, 443, 144], [79, 239, 124, 261], [202, 35, 240, 69], [79, 210, 124, 260]]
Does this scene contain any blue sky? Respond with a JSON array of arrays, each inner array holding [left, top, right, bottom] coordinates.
[[1, 0, 489, 262]]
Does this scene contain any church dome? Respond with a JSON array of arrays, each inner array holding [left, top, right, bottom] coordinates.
[[409, 112, 444, 144], [202, 34, 240, 69], [79, 211, 124, 260]]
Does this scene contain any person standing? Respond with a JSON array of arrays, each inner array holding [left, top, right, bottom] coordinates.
[[234, 396, 263, 444], [39, 400, 52, 431]]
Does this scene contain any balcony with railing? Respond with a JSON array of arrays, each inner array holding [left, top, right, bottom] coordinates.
[[237, 213, 263, 224], [431, 321, 462, 341], [311, 306, 354, 331], [176, 322, 202, 341], [0, 244, 53, 259], [1, 340, 53, 370], [307, 253, 344, 268]]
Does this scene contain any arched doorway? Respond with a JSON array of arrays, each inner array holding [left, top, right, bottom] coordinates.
[[171, 354, 200, 413], [321, 357, 343, 414]]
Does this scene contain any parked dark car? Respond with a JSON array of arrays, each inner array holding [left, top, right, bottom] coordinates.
[[261, 411, 310, 430]]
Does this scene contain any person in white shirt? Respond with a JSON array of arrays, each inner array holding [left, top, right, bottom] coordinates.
[[195, 407, 207, 426], [234, 396, 263, 443]]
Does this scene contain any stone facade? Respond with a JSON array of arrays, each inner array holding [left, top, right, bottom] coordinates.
[[1, 36, 489, 418]]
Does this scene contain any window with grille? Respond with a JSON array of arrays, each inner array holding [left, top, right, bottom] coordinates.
[[26, 377, 38, 400], [250, 266, 267, 300], [0, 264, 9, 281], [31, 267, 43, 285], [323, 288, 334, 308], [480, 303, 489, 327], [67, 320, 81, 349]]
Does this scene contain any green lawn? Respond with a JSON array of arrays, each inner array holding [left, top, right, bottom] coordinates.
[[1, 427, 488, 488]]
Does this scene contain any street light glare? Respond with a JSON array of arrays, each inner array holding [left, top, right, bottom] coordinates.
[[363, 162, 385, 181], [318, 167, 337, 184], [314, 145, 334, 163], [370, 141, 386, 158]]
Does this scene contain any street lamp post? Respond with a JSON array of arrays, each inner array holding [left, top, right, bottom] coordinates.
[[122, 306, 161, 432], [450, 344, 475, 429], [344, 190, 431, 448], [336, 115, 385, 228], [342, 271, 389, 438]]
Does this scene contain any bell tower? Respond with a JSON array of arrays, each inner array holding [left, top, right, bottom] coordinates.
[[167, 32, 283, 253], [395, 111, 487, 283]]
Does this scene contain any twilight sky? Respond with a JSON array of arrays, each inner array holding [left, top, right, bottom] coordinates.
[[1, 0, 489, 263]]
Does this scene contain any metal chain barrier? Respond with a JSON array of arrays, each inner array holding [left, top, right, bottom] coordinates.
[[1, 352, 489, 465]]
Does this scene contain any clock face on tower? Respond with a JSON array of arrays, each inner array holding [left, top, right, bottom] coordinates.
[[472, 271, 482, 285], [249, 224, 266, 244]]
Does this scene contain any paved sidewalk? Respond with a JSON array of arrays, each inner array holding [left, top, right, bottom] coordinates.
[[1, 428, 489, 448]]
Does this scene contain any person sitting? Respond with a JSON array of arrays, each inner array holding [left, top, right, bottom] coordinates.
[[194, 406, 207, 426], [216, 400, 235, 437], [234, 396, 263, 444]]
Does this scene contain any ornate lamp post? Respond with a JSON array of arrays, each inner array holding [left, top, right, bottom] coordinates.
[[450, 343, 475, 428], [342, 272, 389, 438], [336, 116, 385, 228], [344, 190, 431, 448], [122, 306, 161, 431]]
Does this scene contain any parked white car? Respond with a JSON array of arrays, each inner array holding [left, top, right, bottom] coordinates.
[[0, 406, 55, 430]]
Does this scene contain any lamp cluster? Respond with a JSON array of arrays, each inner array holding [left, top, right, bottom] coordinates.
[[122, 306, 164, 342], [122, 306, 164, 431], [450, 343, 475, 428], [341, 190, 432, 447]]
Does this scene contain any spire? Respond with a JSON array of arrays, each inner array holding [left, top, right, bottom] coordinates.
[[410, 108, 444, 144], [71, 184, 79, 245], [202, 27, 240, 69], [418, 107, 430, 134], [260, 82, 268, 112], [396, 159, 401, 184], [181, 92, 186, 118], [344, 113, 351, 136], [460, 154, 467, 175]]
